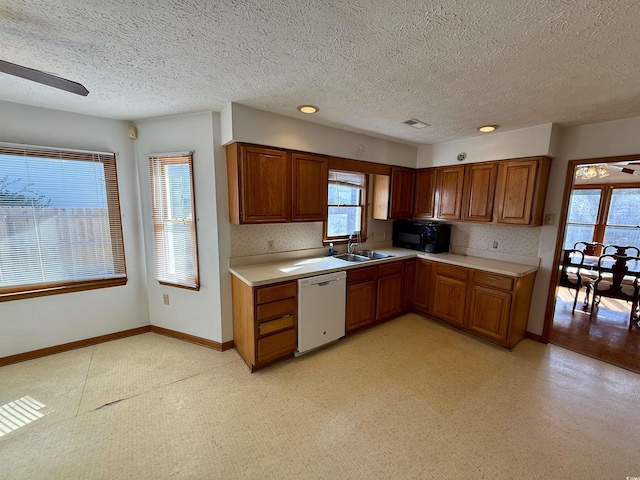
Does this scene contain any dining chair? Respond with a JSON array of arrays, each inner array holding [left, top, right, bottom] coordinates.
[[603, 244, 640, 257], [589, 254, 640, 329], [559, 249, 590, 314], [573, 241, 606, 256]]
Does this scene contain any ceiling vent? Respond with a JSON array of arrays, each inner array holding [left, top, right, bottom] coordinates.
[[403, 118, 430, 129]]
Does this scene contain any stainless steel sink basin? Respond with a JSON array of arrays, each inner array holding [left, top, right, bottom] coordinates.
[[334, 253, 371, 262], [355, 250, 394, 260]]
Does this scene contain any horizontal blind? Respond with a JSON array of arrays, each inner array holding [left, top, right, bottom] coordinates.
[[328, 170, 366, 206], [149, 153, 199, 290], [0, 144, 126, 293]]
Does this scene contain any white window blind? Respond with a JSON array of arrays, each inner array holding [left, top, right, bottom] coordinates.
[[0, 143, 126, 301], [326, 170, 367, 239], [149, 152, 199, 290]]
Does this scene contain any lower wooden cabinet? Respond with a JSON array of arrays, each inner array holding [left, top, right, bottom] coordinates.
[[467, 285, 511, 342], [432, 274, 467, 326], [346, 266, 377, 332], [232, 276, 297, 371], [413, 259, 432, 314], [376, 261, 404, 320]]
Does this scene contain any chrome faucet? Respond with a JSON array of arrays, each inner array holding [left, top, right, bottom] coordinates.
[[348, 234, 358, 254]]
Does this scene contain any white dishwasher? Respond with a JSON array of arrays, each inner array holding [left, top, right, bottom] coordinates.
[[295, 271, 346, 356]]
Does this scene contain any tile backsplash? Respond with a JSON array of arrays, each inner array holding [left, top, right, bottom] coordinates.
[[450, 223, 541, 257]]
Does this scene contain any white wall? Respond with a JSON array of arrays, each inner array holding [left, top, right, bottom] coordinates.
[[135, 112, 228, 343], [222, 103, 418, 167], [0, 101, 148, 357], [417, 124, 554, 167]]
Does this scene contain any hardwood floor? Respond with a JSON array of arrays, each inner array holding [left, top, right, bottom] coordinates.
[[551, 286, 640, 373]]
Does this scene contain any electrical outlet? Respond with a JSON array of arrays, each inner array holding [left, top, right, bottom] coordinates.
[[267, 240, 274, 252], [544, 214, 555, 226], [162, 294, 169, 305], [492, 241, 499, 249]]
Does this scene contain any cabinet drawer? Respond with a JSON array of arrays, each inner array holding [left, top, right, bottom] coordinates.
[[473, 271, 514, 291], [255, 281, 296, 305], [435, 262, 468, 280], [377, 261, 404, 277], [258, 314, 295, 336], [256, 298, 296, 322], [257, 328, 296, 364], [347, 266, 378, 284]]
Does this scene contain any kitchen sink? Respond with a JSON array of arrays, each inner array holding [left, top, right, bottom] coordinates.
[[334, 251, 395, 262], [355, 250, 394, 260], [334, 253, 371, 262]]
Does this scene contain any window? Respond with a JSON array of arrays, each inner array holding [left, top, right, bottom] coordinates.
[[324, 170, 367, 242], [0, 143, 126, 301], [564, 185, 640, 251], [149, 152, 199, 290]]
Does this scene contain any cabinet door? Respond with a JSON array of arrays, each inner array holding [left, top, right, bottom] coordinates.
[[494, 159, 538, 225], [432, 274, 466, 326], [414, 168, 437, 219], [376, 273, 404, 320], [404, 259, 416, 309], [240, 145, 291, 223], [436, 166, 464, 220], [389, 168, 415, 219], [463, 162, 497, 222], [468, 285, 511, 342], [346, 281, 377, 332], [291, 152, 328, 222], [413, 260, 432, 313]]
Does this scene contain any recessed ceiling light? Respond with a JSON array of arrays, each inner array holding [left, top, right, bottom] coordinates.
[[297, 105, 319, 114], [477, 125, 498, 133], [402, 118, 430, 129]]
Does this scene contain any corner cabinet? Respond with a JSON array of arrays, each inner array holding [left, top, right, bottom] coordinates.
[[494, 156, 551, 226], [226, 143, 328, 225], [413, 168, 437, 219], [372, 167, 415, 220]]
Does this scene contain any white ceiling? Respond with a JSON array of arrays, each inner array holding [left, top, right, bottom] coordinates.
[[2, 0, 640, 145]]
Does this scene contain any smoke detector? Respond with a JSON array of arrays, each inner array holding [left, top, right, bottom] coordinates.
[[402, 118, 430, 129]]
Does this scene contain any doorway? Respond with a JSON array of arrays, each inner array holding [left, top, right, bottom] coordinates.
[[545, 156, 640, 373]]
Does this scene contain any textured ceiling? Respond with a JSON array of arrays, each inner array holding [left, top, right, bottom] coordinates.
[[2, 0, 640, 145]]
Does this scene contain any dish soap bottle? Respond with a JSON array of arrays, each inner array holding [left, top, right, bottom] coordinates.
[[328, 243, 335, 256]]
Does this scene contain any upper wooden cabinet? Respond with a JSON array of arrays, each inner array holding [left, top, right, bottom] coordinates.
[[291, 152, 328, 222], [373, 167, 416, 220], [462, 162, 498, 222], [226, 143, 328, 225], [413, 168, 437, 219], [494, 156, 551, 226], [436, 165, 465, 220]]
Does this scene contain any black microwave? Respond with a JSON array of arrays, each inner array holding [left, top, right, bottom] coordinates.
[[392, 220, 451, 253]]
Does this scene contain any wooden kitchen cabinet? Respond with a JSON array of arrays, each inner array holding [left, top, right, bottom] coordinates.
[[494, 156, 551, 226], [413, 168, 437, 219], [372, 167, 415, 220], [403, 259, 416, 310], [232, 277, 297, 371], [291, 152, 328, 222], [346, 266, 378, 332], [412, 259, 432, 315], [436, 165, 465, 220], [462, 162, 497, 222], [376, 261, 405, 320], [227, 142, 329, 224], [431, 263, 468, 326], [466, 270, 536, 348]]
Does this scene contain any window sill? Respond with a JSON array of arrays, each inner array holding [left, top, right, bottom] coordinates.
[[158, 281, 200, 291], [0, 277, 128, 302], [323, 236, 368, 245]]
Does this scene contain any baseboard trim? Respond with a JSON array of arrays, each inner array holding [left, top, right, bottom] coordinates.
[[525, 331, 546, 343], [150, 325, 234, 351], [0, 326, 152, 367]]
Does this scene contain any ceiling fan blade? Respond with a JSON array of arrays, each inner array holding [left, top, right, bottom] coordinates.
[[0, 59, 89, 96]]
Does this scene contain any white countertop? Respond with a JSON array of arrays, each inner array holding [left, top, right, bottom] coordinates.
[[230, 248, 539, 287]]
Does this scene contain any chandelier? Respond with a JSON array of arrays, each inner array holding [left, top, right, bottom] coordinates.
[[575, 164, 609, 180]]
